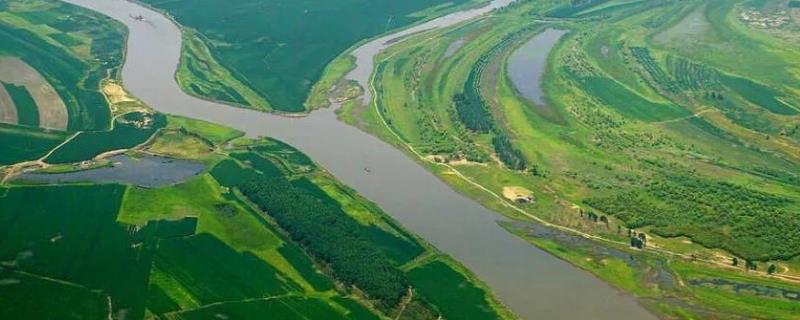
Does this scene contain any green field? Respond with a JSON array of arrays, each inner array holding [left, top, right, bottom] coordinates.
[[140, 0, 482, 111], [1, 111, 513, 319], [2, 82, 39, 126], [334, 0, 800, 318], [45, 112, 166, 164], [0, 122, 67, 165], [0, 0, 125, 130]]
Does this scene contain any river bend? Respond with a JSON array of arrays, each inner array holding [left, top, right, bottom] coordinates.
[[61, 1, 655, 318]]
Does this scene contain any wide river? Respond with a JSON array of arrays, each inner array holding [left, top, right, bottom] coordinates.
[[62, 0, 655, 319]]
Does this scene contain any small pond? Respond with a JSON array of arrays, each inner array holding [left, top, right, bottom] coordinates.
[[15, 154, 205, 188]]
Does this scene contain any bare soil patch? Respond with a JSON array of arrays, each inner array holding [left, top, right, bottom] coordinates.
[[502, 186, 535, 203], [0, 56, 68, 130], [0, 84, 17, 124]]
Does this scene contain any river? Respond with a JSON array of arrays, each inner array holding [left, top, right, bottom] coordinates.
[[61, 0, 656, 319]]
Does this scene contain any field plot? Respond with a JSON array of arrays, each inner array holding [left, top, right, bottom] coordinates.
[[0, 123, 67, 165], [141, 0, 477, 111], [0, 56, 67, 129], [45, 112, 166, 164], [0, 0, 125, 131], [0, 81, 18, 124], [0, 110, 511, 319]]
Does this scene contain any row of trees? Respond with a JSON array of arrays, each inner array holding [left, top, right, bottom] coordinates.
[[238, 175, 409, 307]]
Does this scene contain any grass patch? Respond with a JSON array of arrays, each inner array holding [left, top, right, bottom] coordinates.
[[0, 122, 67, 165], [45, 112, 166, 164], [2, 82, 38, 126]]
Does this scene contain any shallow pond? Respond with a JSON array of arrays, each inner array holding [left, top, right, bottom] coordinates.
[[15, 154, 205, 188], [506, 29, 567, 105]]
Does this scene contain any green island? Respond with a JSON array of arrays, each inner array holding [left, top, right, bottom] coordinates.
[[0, 1, 514, 319], [325, 0, 800, 318], [138, 0, 487, 112]]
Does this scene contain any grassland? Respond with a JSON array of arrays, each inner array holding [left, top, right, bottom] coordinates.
[[140, 0, 484, 112], [332, 0, 800, 318]]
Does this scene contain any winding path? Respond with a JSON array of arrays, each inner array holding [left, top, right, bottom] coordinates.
[[60, 0, 657, 319]]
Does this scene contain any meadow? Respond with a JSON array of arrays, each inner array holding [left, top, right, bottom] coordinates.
[[141, 0, 481, 111], [334, 0, 800, 317]]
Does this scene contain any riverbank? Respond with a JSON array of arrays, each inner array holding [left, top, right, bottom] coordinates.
[[60, 0, 658, 318]]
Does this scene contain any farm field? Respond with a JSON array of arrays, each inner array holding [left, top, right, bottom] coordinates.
[[1, 108, 514, 319], [0, 0, 125, 130], [140, 0, 484, 112], [332, 0, 800, 318], [0, 0, 129, 166]]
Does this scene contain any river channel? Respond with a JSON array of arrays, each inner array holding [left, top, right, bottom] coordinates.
[[61, 0, 656, 318]]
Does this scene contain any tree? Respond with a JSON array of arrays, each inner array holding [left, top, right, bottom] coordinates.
[[768, 264, 777, 274], [732, 257, 739, 267], [745, 259, 757, 271], [630, 237, 644, 249]]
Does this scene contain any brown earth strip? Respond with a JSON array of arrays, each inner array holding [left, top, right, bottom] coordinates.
[[0, 83, 18, 124], [0, 56, 68, 130]]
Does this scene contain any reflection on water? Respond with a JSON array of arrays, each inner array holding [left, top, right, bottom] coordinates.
[[506, 29, 567, 105], [15, 154, 205, 188]]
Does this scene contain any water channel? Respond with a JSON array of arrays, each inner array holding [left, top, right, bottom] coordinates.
[[61, 0, 656, 318]]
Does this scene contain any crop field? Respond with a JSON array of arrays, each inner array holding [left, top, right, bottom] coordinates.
[[206, 138, 510, 318], [0, 123, 67, 165], [0, 0, 125, 130], [1, 110, 511, 319], [45, 112, 167, 164], [406, 259, 501, 320], [333, 0, 800, 317], [141, 0, 480, 111]]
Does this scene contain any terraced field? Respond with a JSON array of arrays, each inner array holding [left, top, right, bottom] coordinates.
[[334, 0, 800, 318]]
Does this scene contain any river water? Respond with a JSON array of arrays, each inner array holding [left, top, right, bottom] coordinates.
[[61, 0, 655, 318]]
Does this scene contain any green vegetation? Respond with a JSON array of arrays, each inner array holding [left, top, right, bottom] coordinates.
[[0, 123, 67, 165], [141, 0, 479, 111], [407, 260, 499, 320], [2, 82, 38, 126], [0, 0, 125, 130], [212, 147, 418, 308], [2, 109, 512, 319], [45, 112, 166, 164], [336, 0, 800, 318]]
